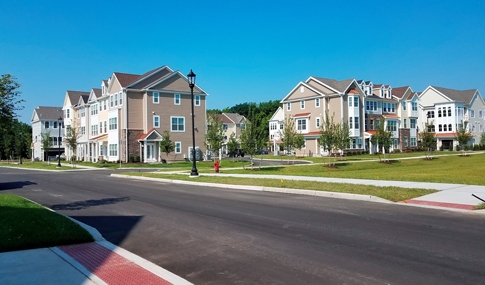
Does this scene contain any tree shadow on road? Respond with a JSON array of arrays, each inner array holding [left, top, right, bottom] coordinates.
[[0, 181, 37, 191], [49, 197, 130, 211]]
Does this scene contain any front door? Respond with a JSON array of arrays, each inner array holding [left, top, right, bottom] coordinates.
[[147, 143, 157, 162]]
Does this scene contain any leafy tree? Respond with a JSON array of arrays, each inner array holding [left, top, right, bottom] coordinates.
[[226, 133, 239, 162], [319, 113, 337, 165], [371, 117, 393, 162], [0, 74, 24, 124], [455, 121, 473, 156], [205, 114, 225, 160], [239, 106, 266, 169], [41, 130, 53, 165], [279, 115, 296, 164], [64, 123, 82, 167], [481, 132, 485, 146], [207, 109, 222, 115], [335, 121, 351, 160], [159, 130, 176, 163], [419, 121, 437, 159], [293, 133, 305, 158]]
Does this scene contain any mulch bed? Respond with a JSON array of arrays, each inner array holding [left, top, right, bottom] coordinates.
[[379, 161, 393, 164], [324, 165, 339, 169]]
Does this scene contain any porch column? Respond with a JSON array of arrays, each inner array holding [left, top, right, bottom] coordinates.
[[139, 143, 142, 163], [143, 141, 147, 163]]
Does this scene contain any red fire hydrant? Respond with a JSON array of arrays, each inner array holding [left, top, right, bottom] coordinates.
[[214, 161, 220, 173]]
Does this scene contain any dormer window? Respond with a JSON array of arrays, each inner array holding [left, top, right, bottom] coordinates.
[[381, 88, 384, 97], [387, 89, 392, 99], [102, 86, 105, 95]]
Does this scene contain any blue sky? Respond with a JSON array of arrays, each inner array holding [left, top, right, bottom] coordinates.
[[2, 0, 484, 124]]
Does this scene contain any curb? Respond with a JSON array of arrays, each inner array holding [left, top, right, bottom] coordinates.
[[111, 173, 393, 204]]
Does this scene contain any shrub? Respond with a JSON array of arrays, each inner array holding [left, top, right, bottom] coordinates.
[[129, 156, 135, 163], [393, 149, 401, 153], [439, 145, 444, 151], [135, 156, 140, 162]]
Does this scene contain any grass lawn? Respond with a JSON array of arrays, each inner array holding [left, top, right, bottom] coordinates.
[[70, 160, 250, 170], [120, 172, 437, 202], [0, 194, 94, 252], [0, 161, 74, 170], [473, 203, 485, 210], [216, 153, 485, 185]]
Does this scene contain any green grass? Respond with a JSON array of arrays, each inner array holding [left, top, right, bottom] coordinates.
[[0, 194, 94, 252], [120, 172, 437, 202], [216, 153, 485, 185], [473, 203, 485, 210], [0, 161, 74, 170], [70, 160, 249, 170]]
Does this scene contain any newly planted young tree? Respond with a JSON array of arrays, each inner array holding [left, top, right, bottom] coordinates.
[[455, 121, 473, 156], [64, 123, 82, 167], [335, 121, 351, 160], [226, 133, 239, 162], [159, 130, 176, 163], [279, 115, 296, 164], [205, 114, 225, 161], [239, 106, 266, 169], [319, 113, 337, 165], [420, 121, 437, 159], [371, 117, 393, 162], [293, 133, 305, 159], [40, 131, 53, 165]]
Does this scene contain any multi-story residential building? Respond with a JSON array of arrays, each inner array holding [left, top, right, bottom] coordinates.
[[268, 107, 284, 154], [419, 86, 485, 150], [279, 77, 365, 156], [392, 86, 419, 150], [216, 113, 247, 155], [63, 65, 209, 162], [62, 90, 90, 161], [31, 106, 65, 161]]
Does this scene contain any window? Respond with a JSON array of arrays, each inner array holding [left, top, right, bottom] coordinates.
[[480, 110, 483, 118], [410, 119, 416, 129], [447, 107, 451, 117], [438, 108, 442, 117], [481, 124, 483, 132], [174, 94, 181, 105], [53, 137, 57, 146], [109, 144, 118, 156], [387, 121, 397, 132], [195, 95, 200, 106], [443, 107, 447, 117], [296, 119, 307, 131], [354, 117, 359, 129], [81, 126, 85, 135], [67, 109, 70, 118], [402, 101, 406, 111], [109, 118, 117, 130], [390, 103, 395, 113], [53, 121, 58, 128], [428, 124, 435, 132], [349, 117, 353, 129], [383, 103, 387, 113], [370, 119, 374, 130], [171, 117, 185, 132], [114, 94, 118, 106], [427, 111, 435, 118], [175, 142, 181, 154], [280, 123, 284, 129], [472, 124, 476, 132], [404, 119, 407, 128], [102, 86, 105, 95], [366, 101, 369, 111], [439, 124, 442, 132], [448, 124, 452, 131], [240, 123, 246, 130], [153, 92, 159, 104], [104, 121, 107, 133], [301, 100, 305, 109], [354, 96, 358, 107], [470, 109, 474, 118], [376, 120, 380, 128], [411, 138, 417, 147], [223, 124, 228, 131], [404, 137, 408, 147], [99, 122, 102, 133], [104, 99, 106, 110], [349, 96, 352, 107], [316, 117, 320, 128], [444, 124, 447, 132], [110, 96, 114, 107], [287, 102, 291, 111], [315, 98, 320, 107], [154, 116, 160, 128], [119, 92, 122, 105]]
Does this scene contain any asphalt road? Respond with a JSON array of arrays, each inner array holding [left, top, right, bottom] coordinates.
[[1, 167, 485, 284]]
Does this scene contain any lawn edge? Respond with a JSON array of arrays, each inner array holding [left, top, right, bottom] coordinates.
[[111, 173, 393, 204]]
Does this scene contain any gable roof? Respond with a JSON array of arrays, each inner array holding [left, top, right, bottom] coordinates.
[[311, 77, 355, 93], [220, 113, 245, 124], [113, 72, 141, 87], [431, 86, 478, 103], [66, 90, 90, 106], [392, 86, 410, 99], [92, 88, 102, 98], [32, 106, 63, 122]]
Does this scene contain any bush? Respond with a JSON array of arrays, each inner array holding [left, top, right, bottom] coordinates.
[[439, 145, 444, 151], [135, 156, 140, 162], [393, 149, 401, 153], [129, 156, 134, 163]]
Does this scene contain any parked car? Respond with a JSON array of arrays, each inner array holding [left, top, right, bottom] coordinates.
[[256, 149, 268, 154], [228, 149, 245, 157]]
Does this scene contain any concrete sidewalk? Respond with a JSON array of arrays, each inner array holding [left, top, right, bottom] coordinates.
[[0, 241, 191, 285]]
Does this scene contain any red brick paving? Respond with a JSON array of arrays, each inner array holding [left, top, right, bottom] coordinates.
[[59, 242, 172, 285], [405, 200, 475, 210]]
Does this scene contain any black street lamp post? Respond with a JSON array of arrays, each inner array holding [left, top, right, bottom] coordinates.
[[57, 116, 63, 168], [19, 131, 22, 165], [187, 69, 199, 177]]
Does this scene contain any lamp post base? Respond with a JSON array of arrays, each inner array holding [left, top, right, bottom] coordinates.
[[189, 170, 199, 177]]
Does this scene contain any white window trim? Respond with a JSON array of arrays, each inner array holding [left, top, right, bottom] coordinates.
[[153, 115, 160, 128], [119, 92, 123, 105], [195, 95, 200, 106], [175, 141, 182, 154], [315, 98, 320, 108], [300, 100, 305, 109], [174, 94, 181, 105], [153, 92, 160, 104], [316, 117, 320, 128], [287, 102, 291, 111], [171, 116, 185, 132]]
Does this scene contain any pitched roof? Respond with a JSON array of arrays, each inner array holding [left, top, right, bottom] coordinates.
[[383, 114, 400, 118], [114, 72, 141, 87], [33, 106, 63, 121], [80, 95, 89, 104], [348, 89, 359, 94], [92, 88, 102, 98], [373, 84, 383, 88], [392, 86, 410, 99], [223, 113, 245, 124], [312, 77, 354, 93], [294, 113, 311, 117], [431, 86, 478, 103], [66, 90, 90, 105], [216, 114, 233, 124]]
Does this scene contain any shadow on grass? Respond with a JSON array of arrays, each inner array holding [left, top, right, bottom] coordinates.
[[49, 197, 130, 211], [0, 181, 37, 191]]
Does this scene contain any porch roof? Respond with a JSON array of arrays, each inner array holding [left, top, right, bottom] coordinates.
[[90, 134, 108, 142], [138, 128, 163, 141]]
